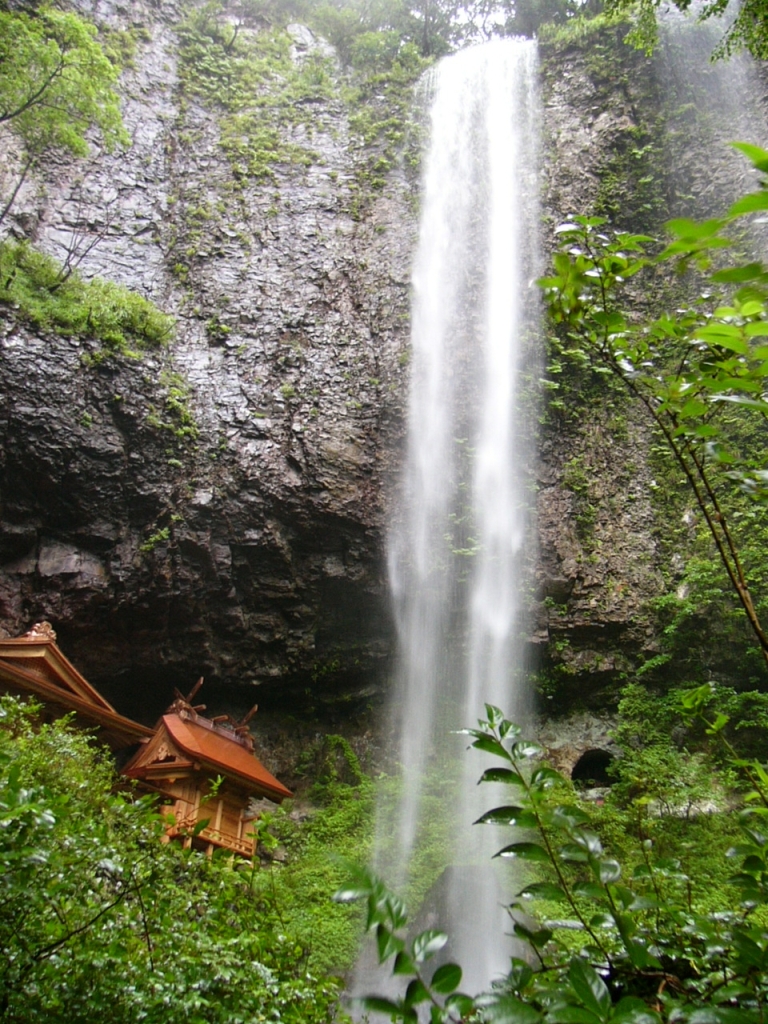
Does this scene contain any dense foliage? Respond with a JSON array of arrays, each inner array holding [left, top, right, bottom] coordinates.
[[344, 698, 768, 1022], [264, 736, 377, 975], [0, 699, 345, 1023], [176, 3, 336, 181], [0, 5, 176, 355], [0, 240, 174, 356], [0, 5, 125, 151], [605, 0, 768, 59]]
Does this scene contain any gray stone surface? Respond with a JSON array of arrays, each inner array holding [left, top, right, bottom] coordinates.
[[0, 0, 414, 721]]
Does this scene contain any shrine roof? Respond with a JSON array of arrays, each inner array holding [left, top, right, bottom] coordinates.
[[0, 623, 152, 749], [161, 713, 292, 801], [0, 624, 116, 712]]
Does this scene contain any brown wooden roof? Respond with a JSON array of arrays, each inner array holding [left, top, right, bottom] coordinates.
[[0, 624, 116, 711], [0, 625, 152, 749], [0, 626, 290, 802], [124, 712, 291, 802]]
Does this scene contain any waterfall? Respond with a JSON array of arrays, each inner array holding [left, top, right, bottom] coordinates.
[[383, 38, 541, 994]]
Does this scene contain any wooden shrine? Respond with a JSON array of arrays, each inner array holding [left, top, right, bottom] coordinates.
[[0, 624, 292, 859], [0, 622, 152, 750], [123, 681, 292, 858]]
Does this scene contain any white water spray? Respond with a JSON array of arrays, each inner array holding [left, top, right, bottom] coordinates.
[[384, 39, 541, 992]]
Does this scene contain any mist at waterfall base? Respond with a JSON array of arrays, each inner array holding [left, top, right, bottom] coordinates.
[[371, 39, 542, 997]]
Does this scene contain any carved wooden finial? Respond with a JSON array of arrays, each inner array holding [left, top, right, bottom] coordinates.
[[168, 677, 207, 715], [23, 621, 57, 642], [238, 704, 259, 728], [232, 705, 258, 750], [187, 677, 204, 703]]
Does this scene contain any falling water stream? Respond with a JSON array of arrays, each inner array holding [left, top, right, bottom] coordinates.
[[362, 7, 768, 1004], [382, 38, 542, 994]]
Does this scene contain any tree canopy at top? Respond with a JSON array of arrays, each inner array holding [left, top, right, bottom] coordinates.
[[0, 4, 127, 159], [605, 0, 768, 59]]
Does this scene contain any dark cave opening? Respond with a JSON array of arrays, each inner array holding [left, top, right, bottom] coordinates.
[[571, 748, 615, 787]]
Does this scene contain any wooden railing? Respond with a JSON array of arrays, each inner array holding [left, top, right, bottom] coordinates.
[[165, 817, 254, 857]]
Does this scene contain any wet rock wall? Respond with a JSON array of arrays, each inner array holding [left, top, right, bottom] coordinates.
[[1, 3, 767, 732], [0, 0, 414, 723]]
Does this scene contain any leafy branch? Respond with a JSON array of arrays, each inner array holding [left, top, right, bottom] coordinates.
[[342, 700, 768, 1021], [334, 863, 472, 1023], [539, 142, 768, 668]]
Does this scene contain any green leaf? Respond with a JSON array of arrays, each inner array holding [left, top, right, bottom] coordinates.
[[688, 1011, 761, 1024], [611, 997, 662, 1023], [404, 978, 430, 1007], [508, 958, 534, 993], [376, 923, 404, 962], [475, 806, 538, 828], [693, 330, 748, 355], [740, 300, 765, 317], [728, 192, 768, 217], [732, 141, 768, 173], [430, 962, 462, 994], [573, 881, 607, 901], [445, 992, 475, 1016], [597, 859, 621, 883], [359, 996, 402, 1018], [510, 741, 543, 759], [531, 765, 563, 787], [708, 376, 763, 394], [483, 704, 510, 729], [624, 939, 662, 970], [567, 958, 611, 1022], [705, 712, 729, 734], [710, 394, 768, 412], [571, 830, 603, 855], [476, 993, 542, 1023], [471, 735, 512, 760], [627, 895, 659, 911], [560, 844, 589, 864], [385, 892, 409, 930], [393, 951, 416, 975], [479, 767, 525, 786], [546, 1008, 601, 1024], [679, 399, 708, 418], [496, 841, 550, 862], [551, 805, 591, 829], [513, 922, 553, 948], [693, 423, 719, 438], [731, 930, 766, 968], [517, 881, 568, 901], [711, 263, 765, 283], [411, 929, 447, 963], [588, 913, 614, 929], [666, 217, 724, 240]]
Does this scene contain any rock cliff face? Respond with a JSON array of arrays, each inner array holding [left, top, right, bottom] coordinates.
[[0, 0, 414, 721], [1, 3, 766, 727]]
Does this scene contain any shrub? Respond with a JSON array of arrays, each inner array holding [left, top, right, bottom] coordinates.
[[0, 240, 174, 355]]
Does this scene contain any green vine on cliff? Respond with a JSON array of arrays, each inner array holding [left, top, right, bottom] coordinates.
[[146, 368, 199, 443], [342, 35, 430, 214], [176, 3, 335, 183]]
